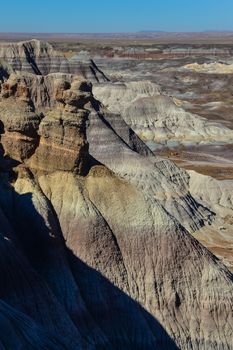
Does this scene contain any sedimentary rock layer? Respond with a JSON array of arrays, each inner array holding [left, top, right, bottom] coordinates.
[[0, 41, 232, 349], [0, 39, 109, 82], [93, 81, 233, 144]]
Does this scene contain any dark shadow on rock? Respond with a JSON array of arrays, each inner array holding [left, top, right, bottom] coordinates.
[[67, 249, 180, 350], [90, 59, 110, 82], [13, 192, 54, 267], [0, 181, 180, 349], [23, 45, 42, 75], [0, 144, 179, 349], [77, 154, 104, 177]]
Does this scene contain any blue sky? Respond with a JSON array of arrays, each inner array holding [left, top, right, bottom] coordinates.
[[0, 0, 233, 33]]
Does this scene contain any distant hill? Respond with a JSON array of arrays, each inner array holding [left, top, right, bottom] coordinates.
[[138, 30, 167, 33]]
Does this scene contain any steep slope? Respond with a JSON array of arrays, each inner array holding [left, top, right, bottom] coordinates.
[[0, 300, 68, 349], [87, 108, 213, 232], [0, 41, 232, 349], [188, 170, 233, 271], [93, 81, 233, 145], [0, 39, 109, 82]]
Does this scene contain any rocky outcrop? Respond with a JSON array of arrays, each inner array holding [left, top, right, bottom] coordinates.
[[0, 72, 92, 174], [0, 41, 232, 349], [93, 81, 233, 145], [86, 109, 213, 233], [188, 170, 233, 271], [0, 39, 109, 82], [0, 39, 67, 75]]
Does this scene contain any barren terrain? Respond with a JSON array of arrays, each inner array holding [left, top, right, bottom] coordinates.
[[0, 34, 232, 349]]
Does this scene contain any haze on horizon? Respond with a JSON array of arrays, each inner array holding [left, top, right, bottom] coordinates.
[[0, 0, 233, 33]]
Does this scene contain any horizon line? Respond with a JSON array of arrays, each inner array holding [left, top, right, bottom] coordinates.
[[1, 30, 233, 34]]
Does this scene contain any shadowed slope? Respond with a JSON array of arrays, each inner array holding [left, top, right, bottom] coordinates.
[[0, 164, 178, 349]]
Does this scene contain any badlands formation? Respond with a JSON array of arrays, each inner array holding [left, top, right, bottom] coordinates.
[[93, 81, 233, 144], [0, 39, 232, 349], [183, 62, 233, 74]]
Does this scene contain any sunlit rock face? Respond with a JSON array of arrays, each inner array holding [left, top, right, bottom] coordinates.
[[0, 39, 109, 82], [0, 72, 91, 174], [0, 41, 232, 350], [93, 81, 233, 144]]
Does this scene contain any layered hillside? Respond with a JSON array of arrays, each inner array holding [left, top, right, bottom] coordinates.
[[93, 81, 233, 145], [91, 74, 233, 272], [0, 39, 109, 82], [0, 41, 232, 350]]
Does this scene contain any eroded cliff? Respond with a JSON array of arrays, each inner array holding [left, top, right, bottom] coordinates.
[[0, 41, 232, 350]]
